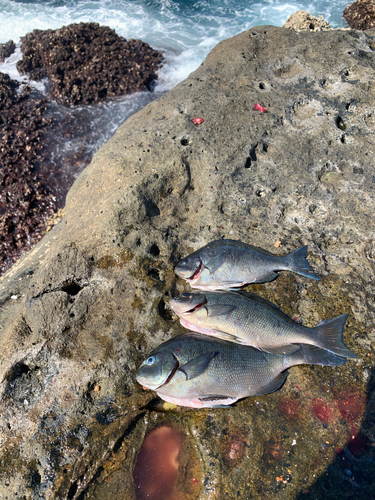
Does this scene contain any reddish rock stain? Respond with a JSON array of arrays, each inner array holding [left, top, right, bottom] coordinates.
[[277, 396, 301, 420], [312, 400, 332, 424], [133, 425, 184, 500], [335, 390, 366, 427]]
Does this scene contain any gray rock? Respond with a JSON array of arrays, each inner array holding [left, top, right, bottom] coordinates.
[[0, 25, 375, 499]]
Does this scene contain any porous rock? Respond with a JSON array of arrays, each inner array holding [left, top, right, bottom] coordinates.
[[16, 22, 164, 106], [344, 0, 375, 30], [1, 26, 375, 499], [283, 10, 331, 31]]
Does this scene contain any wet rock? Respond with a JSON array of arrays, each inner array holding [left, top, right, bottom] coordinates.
[[1, 26, 375, 499], [0, 39, 16, 62], [344, 0, 375, 30], [283, 10, 331, 31], [17, 22, 164, 106]]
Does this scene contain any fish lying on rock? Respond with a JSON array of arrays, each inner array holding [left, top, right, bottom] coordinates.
[[169, 290, 357, 358], [136, 333, 346, 409], [174, 239, 320, 289]]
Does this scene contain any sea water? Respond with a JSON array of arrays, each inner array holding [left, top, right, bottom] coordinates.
[[0, 0, 352, 199]]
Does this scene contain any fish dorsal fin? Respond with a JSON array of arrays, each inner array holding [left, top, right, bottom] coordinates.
[[256, 371, 289, 396], [204, 253, 225, 273], [179, 351, 219, 380], [262, 344, 301, 355], [206, 304, 236, 317]]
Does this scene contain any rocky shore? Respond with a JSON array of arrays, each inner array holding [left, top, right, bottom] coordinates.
[[0, 24, 374, 500], [0, 23, 163, 276]]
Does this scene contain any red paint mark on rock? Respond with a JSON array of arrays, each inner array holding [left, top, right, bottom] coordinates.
[[133, 425, 184, 500], [253, 103, 267, 112], [278, 396, 301, 420], [312, 400, 332, 424], [192, 117, 205, 125]]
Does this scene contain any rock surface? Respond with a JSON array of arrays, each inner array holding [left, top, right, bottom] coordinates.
[[283, 10, 331, 31], [16, 22, 164, 106], [0, 26, 375, 500], [0, 40, 16, 62], [344, 0, 375, 30]]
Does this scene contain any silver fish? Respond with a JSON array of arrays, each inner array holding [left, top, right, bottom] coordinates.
[[136, 333, 345, 408], [174, 239, 320, 290], [169, 291, 356, 358]]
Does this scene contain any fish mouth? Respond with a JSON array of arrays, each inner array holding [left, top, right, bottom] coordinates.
[[186, 260, 203, 282], [155, 354, 179, 389], [182, 298, 207, 315]]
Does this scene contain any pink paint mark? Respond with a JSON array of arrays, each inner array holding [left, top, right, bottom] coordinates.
[[253, 103, 267, 112], [192, 117, 205, 125], [133, 425, 184, 500], [312, 400, 332, 424]]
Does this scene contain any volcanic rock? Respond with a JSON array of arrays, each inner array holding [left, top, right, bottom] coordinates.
[[0, 39, 16, 62], [344, 0, 375, 30], [1, 26, 375, 500], [16, 22, 164, 106], [283, 10, 331, 31]]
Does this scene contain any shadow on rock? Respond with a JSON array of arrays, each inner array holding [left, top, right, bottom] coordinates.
[[297, 368, 375, 499]]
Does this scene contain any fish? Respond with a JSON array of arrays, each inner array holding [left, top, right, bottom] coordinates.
[[136, 333, 346, 409], [169, 290, 357, 358], [174, 239, 320, 290]]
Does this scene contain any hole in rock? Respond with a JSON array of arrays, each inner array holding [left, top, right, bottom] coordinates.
[[61, 281, 82, 296], [336, 116, 346, 131], [180, 138, 190, 146], [148, 268, 160, 280], [259, 82, 266, 90], [67, 482, 78, 500], [6, 362, 30, 383], [249, 144, 258, 162], [133, 425, 184, 500], [144, 199, 161, 218], [149, 243, 160, 257], [244, 157, 252, 169], [158, 298, 173, 321]]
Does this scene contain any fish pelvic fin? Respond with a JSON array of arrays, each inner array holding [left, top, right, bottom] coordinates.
[[179, 351, 219, 380], [285, 245, 320, 281], [315, 313, 357, 359], [256, 371, 289, 396], [293, 344, 347, 367]]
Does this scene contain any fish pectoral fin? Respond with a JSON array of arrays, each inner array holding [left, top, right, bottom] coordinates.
[[204, 253, 225, 273], [206, 304, 236, 317], [256, 371, 289, 395], [179, 351, 219, 380], [252, 271, 279, 283], [207, 329, 245, 343], [263, 344, 301, 355]]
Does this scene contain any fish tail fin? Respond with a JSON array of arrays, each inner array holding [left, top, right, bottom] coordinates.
[[315, 314, 357, 359], [286, 245, 320, 281], [289, 344, 347, 367]]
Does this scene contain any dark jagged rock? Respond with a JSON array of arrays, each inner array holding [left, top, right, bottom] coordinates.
[[0, 72, 56, 275], [0, 40, 16, 62], [344, 0, 375, 30], [16, 22, 164, 106]]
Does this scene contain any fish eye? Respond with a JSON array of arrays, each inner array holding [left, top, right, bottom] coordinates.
[[145, 356, 156, 365]]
